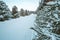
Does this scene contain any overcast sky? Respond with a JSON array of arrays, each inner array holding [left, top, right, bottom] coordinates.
[[3, 0, 40, 11]]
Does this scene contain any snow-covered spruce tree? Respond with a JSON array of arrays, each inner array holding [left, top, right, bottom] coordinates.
[[31, 0, 60, 40], [20, 8, 25, 16], [12, 6, 19, 18], [24, 10, 28, 16], [0, 1, 12, 21]]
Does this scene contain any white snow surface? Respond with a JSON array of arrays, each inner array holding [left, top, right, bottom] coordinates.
[[46, 1, 57, 5], [0, 14, 36, 40], [0, 15, 4, 18], [46, 1, 60, 5]]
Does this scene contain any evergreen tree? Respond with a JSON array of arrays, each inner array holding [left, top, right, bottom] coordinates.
[[20, 8, 25, 16], [24, 10, 28, 15], [31, 0, 60, 40], [12, 5, 19, 18], [0, 1, 12, 21]]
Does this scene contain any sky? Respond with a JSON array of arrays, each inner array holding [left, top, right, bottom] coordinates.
[[3, 0, 40, 11]]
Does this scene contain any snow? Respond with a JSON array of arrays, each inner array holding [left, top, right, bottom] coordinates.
[[46, 1, 57, 5], [54, 14, 58, 19], [0, 15, 3, 18], [0, 14, 36, 40], [46, 1, 60, 5], [41, 28, 56, 40]]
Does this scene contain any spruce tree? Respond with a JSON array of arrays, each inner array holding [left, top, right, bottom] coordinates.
[[31, 0, 60, 40], [24, 10, 28, 15], [12, 6, 19, 18], [20, 8, 25, 16], [0, 1, 12, 21]]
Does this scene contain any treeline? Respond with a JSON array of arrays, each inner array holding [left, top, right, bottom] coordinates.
[[0, 1, 35, 21], [12, 6, 29, 18]]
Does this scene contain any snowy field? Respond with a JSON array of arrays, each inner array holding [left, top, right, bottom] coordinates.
[[0, 14, 36, 40]]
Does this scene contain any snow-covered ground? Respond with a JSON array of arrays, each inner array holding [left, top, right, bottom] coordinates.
[[0, 14, 36, 40]]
